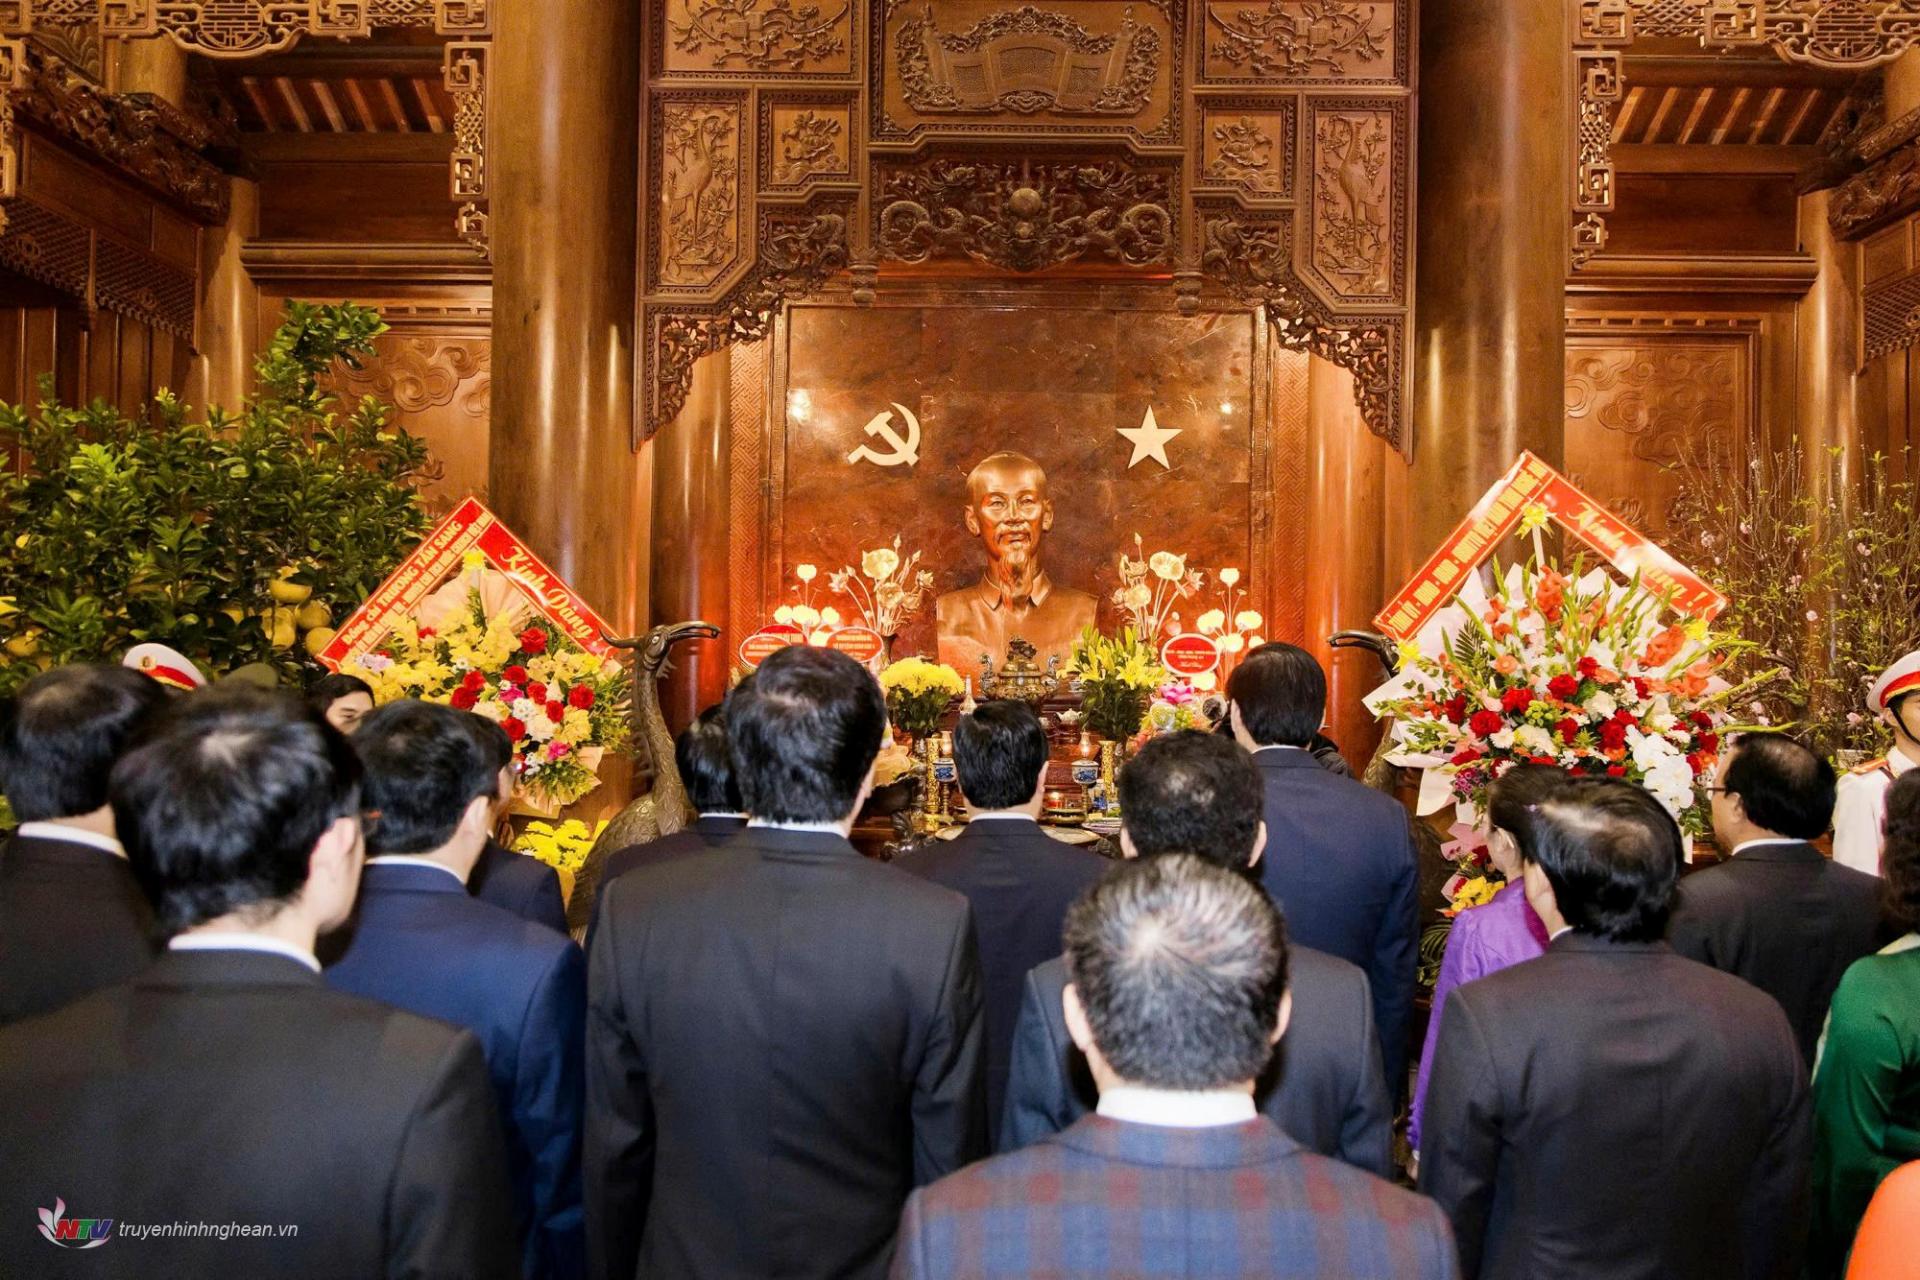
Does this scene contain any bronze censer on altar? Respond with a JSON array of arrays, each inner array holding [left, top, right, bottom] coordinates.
[[979, 637, 1061, 706]]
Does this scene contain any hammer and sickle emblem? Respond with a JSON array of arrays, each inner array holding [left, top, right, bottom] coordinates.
[[846, 402, 922, 468]]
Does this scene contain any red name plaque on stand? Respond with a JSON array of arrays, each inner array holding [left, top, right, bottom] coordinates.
[[1161, 633, 1221, 677], [827, 626, 886, 664], [318, 498, 617, 671], [739, 625, 803, 667]]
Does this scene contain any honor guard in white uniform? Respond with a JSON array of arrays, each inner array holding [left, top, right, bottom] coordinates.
[[1832, 648, 1920, 875]]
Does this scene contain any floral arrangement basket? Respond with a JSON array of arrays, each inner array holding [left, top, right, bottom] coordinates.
[[1363, 551, 1769, 840], [342, 555, 630, 811]]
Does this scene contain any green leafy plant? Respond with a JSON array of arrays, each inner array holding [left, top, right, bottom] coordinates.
[[1669, 445, 1920, 760], [0, 302, 434, 695], [1070, 626, 1166, 743]]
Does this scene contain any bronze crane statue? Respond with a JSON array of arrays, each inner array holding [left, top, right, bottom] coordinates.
[[567, 619, 719, 936]]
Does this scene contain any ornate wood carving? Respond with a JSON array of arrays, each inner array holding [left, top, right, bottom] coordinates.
[[1831, 140, 1920, 240], [654, 98, 744, 291], [894, 4, 1158, 116], [1570, 50, 1620, 269], [1200, 209, 1404, 449], [1564, 324, 1752, 535], [875, 155, 1174, 271], [1571, 3, 1920, 269], [0, 2, 490, 251], [874, 0, 1181, 143], [1204, 0, 1391, 79], [672, 0, 852, 71], [1307, 99, 1402, 301], [642, 0, 1414, 451], [659, 0, 855, 75], [14, 43, 228, 222], [335, 334, 490, 416], [646, 204, 852, 434], [763, 98, 851, 188], [1863, 262, 1920, 360], [1577, 0, 1920, 69], [1200, 106, 1293, 196]]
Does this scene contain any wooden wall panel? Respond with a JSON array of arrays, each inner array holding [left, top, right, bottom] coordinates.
[[0, 289, 193, 417], [265, 298, 493, 516], [1564, 325, 1754, 537]]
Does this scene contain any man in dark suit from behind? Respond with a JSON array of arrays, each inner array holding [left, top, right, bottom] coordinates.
[[895, 699, 1105, 1137], [1421, 779, 1810, 1280], [895, 854, 1457, 1280], [587, 645, 986, 1280], [599, 700, 749, 888], [0, 664, 167, 1025], [1230, 642, 1418, 1095], [465, 714, 570, 936], [325, 701, 586, 1280], [1000, 729, 1392, 1175], [0, 689, 515, 1279], [1669, 733, 1886, 1067]]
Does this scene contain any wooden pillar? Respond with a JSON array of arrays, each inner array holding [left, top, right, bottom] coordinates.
[[489, 0, 649, 635], [650, 349, 732, 732], [1796, 188, 1864, 510], [186, 177, 258, 414], [1304, 356, 1389, 767], [1410, 0, 1568, 559]]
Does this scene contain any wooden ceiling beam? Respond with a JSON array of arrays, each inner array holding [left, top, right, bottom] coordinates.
[[1621, 54, 1861, 91], [1708, 86, 1752, 144], [342, 78, 380, 132], [1612, 142, 1818, 173], [1676, 87, 1716, 143], [1746, 86, 1787, 144]]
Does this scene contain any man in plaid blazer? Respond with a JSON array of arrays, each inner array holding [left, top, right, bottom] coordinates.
[[893, 855, 1457, 1280]]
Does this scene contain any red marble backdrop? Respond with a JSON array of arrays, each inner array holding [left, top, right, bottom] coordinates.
[[748, 300, 1303, 665]]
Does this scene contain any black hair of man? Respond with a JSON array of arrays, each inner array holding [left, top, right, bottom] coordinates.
[[677, 702, 744, 814], [1883, 770, 1920, 931], [304, 672, 373, 717], [1486, 762, 1573, 857], [469, 711, 514, 776], [953, 699, 1049, 812], [110, 688, 362, 936], [1225, 642, 1327, 748], [353, 700, 503, 855], [1718, 733, 1837, 841], [725, 644, 885, 825], [1524, 778, 1681, 943], [1117, 730, 1264, 870], [0, 664, 170, 822], [1065, 853, 1289, 1090]]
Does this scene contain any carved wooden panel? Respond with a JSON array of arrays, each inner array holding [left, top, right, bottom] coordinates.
[[640, 0, 1416, 451], [875, 0, 1181, 143], [651, 96, 746, 293], [326, 322, 493, 516], [1200, 0, 1407, 86], [762, 97, 853, 189], [1564, 328, 1753, 536], [874, 153, 1176, 271], [1306, 99, 1403, 303], [1199, 103, 1294, 197], [657, 0, 857, 77]]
